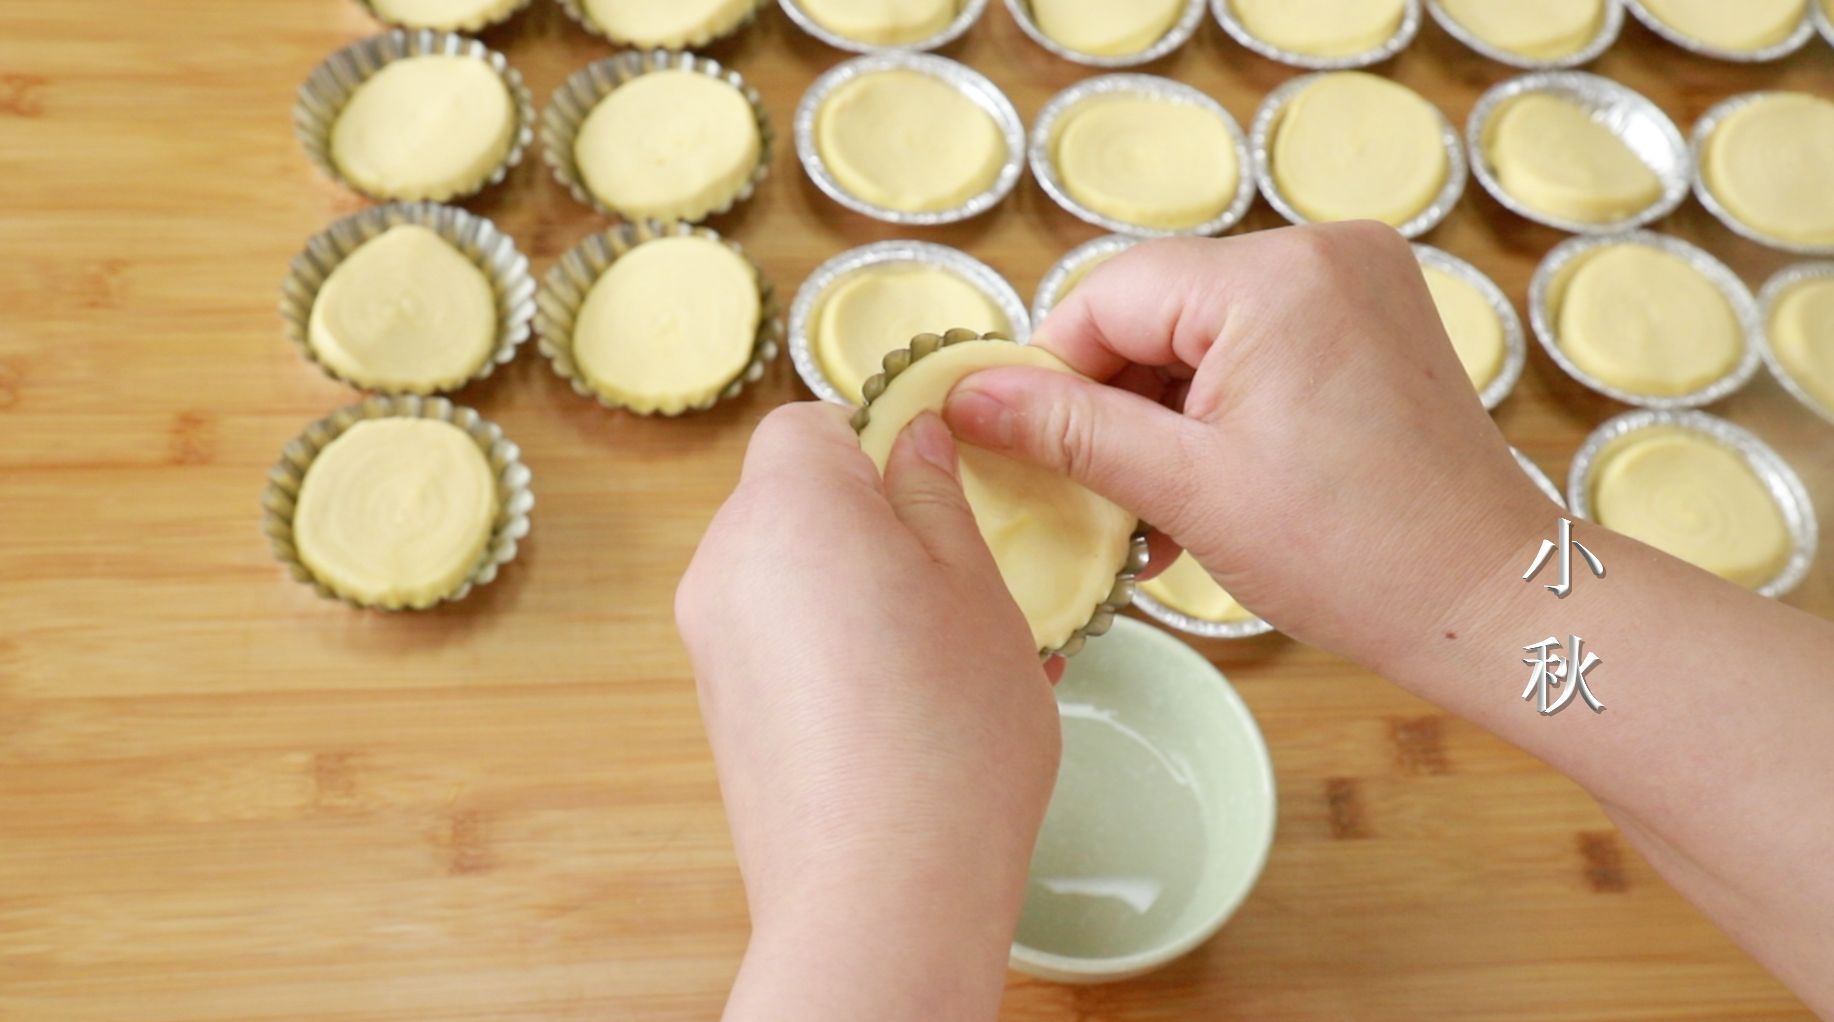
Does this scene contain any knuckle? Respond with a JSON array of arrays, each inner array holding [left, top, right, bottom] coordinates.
[[1043, 391, 1102, 483]]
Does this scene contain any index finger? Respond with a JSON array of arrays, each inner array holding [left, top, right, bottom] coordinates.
[[1033, 235, 1240, 382]]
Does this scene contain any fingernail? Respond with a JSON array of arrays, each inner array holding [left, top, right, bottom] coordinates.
[[943, 387, 1015, 450], [908, 411, 958, 475]]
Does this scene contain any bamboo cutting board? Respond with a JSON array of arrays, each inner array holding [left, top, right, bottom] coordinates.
[[2, 2, 1832, 1019]]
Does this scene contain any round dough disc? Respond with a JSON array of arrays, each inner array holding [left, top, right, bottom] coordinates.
[[1638, 0, 1806, 51], [1054, 95, 1239, 231], [815, 263, 1010, 404], [1030, 0, 1184, 56], [369, 0, 523, 29], [1231, 0, 1406, 55], [1486, 93, 1662, 225], [330, 55, 515, 201], [798, 0, 956, 44], [574, 69, 761, 222], [1770, 276, 1834, 413], [1271, 72, 1447, 227], [1141, 552, 1255, 624], [815, 70, 1005, 213], [581, 0, 756, 45], [1556, 244, 1742, 397], [1422, 266, 1506, 392], [1704, 92, 1834, 248], [1437, 0, 1605, 57]]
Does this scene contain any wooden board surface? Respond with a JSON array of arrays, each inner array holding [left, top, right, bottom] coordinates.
[[3, 2, 1832, 1018]]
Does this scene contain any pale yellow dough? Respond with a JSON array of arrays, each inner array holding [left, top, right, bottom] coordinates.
[[1770, 276, 1834, 413], [1486, 94, 1662, 225], [582, 0, 755, 46], [1141, 553, 1255, 624], [814, 263, 1010, 403], [1555, 244, 1742, 396], [1422, 266, 1506, 392], [294, 418, 498, 609], [1703, 93, 1834, 248], [798, 0, 955, 44], [1272, 73, 1446, 226], [1437, 0, 1605, 57], [1231, 0, 1406, 55], [1054, 95, 1239, 231], [308, 225, 496, 393], [330, 55, 516, 201], [573, 236, 761, 414], [369, 0, 522, 30], [1030, 0, 1184, 56], [574, 70, 761, 222], [1637, 0, 1805, 52], [1591, 427, 1791, 589], [816, 70, 1004, 213], [856, 340, 1137, 652]]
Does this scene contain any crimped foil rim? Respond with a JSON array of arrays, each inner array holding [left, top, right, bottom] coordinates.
[[1132, 584, 1277, 642], [1251, 72, 1466, 240], [1030, 74, 1258, 239], [1424, 0, 1624, 69], [540, 49, 773, 224], [554, 0, 768, 47], [293, 29, 535, 203], [1465, 71, 1689, 235], [794, 52, 1025, 226], [1004, 0, 1208, 68], [848, 329, 1151, 658], [1566, 409, 1818, 599], [1690, 92, 1834, 258], [261, 395, 535, 610], [780, 0, 989, 53], [1528, 230, 1762, 410], [534, 220, 781, 416], [788, 241, 1032, 407], [279, 202, 536, 395], [1621, 0, 1815, 62], [1412, 243, 1526, 411], [1512, 446, 1567, 507], [351, 0, 533, 32], [1033, 234, 1141, 325], [1756, 261, 1834, 427], [1212, 0, 1422, 68]]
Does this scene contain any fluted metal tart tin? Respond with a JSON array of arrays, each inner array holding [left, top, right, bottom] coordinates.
[[1213, 0, 1421, 68], [555, 0, 768, 48], [1621, 0, 1815, 62], [1413, 244, 1526, 411], [534, 220, 781, 415], [1033, 75, 1258, 238], [1513, 447, 1566, 507], [262, 395, 534, 610], [1466, 71, 1688, 235], [280, 202, 535, 395], [789, 241, 1031, 407], [1006, 0, 1207, 68], [1567, 409, 1817, 599], [1690, 93, 1834, 258], [1252, 73, 1466, 239], [794, 52, 1025, 226], [1424, 0, 1623, 68], [541, 49, 772, 223], [781, 0, 988, 53], [352, 0, 533, 32], [294, 30, 535, 203], [1529, 231, 1762, 409], [1757, 262, 1834, 426], [1034, 235, 1141, 324], [849, 329, 1152, 659]]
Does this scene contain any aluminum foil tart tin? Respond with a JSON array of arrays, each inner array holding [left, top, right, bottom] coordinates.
[[294, 30, 535, 203], [1132, 581, 1277, 642], [1413, 244, 1526, 411], [352, 0, 533, 32], [1529, 231, 1762, 410], [1757, 261, 1834, 426], [780, 0, 989, 53], [554, 0, 768, 48], [1212, 0, 1422, 68], [849, 329, 1152, 659], [1034, 234, 1141, 324], [789, 240, 1032, 406], [541, 50, 772, 223], [1567, 409, 1818, 599], [1513, 446, 1566, 507], [1005, 0, 1208, 68], [1690, 93, 1834, 258], [1424, 0, 1624, 69], [1252, 73, 1466, 239], [534, 220, 782, 415], [262, 395, 535, 611], [1033, 75, 1258, 238], [1621, 0, 1815, 62], [280, 202, 536, 396]]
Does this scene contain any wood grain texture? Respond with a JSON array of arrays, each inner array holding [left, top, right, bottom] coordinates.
[[2, 2, 1831, 1019]]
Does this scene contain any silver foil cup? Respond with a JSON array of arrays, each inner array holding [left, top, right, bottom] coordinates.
[[1031, 75, 1258, 238], [555, 0, 768, 47], [1413, 244, 1526, 411], [1757, 262, 1834, 426], [541, 50, 772, 223], [1691, 92, 1834, 258], [1621, 0, 1814, 62], [1132, 578, 1277, 642], [262, 395, 535, 610], [534, 220, 782, 415], [1005, 0, 1207, 67], [789, 240, 1032, 407], [1213, 0, 1421, 68], [352, 0, 533, 32], [794, 52, 1025, 226], [849, 329, 1152, 658], [1466, 71, 1688, 235], [280, 202, 536, 395], [1034, 234, 1141, 324], [1529, 230, 1762, 409], [1513, 446, 1566, 507], [780, 0, 988, 53], [1252, 72, 1466, 239], [1424, 0, 1624, 68], [1567, 409, 1818, 598], [294, 30, 535, 203]]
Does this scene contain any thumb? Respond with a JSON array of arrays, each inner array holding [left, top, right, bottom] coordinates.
[[883, 411, 1000, 574]]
